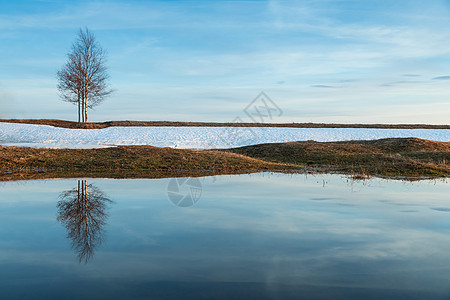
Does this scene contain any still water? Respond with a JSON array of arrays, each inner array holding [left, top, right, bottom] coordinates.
[[0, 173, 449, 299]]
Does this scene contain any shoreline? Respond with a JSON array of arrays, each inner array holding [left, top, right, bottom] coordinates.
[[1, 137, 448, 181]]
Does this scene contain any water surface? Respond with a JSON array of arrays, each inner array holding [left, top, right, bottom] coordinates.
[[0, 173, 449, 299]]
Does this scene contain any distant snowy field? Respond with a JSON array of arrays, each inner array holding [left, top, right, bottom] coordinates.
[[0, 122, 448, 149]]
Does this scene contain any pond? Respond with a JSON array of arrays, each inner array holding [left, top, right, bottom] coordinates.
[[0, 173, 449, 299]]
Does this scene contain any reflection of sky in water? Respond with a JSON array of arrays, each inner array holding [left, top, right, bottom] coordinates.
[[0, 174, 449, 299]]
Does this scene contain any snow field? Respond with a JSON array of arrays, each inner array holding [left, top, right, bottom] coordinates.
[[0, 122, 448, 149]]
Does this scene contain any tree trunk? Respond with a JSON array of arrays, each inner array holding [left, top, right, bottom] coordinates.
[[78, 96, 81, 124], [85, 95, 88, 123], [84, 64, 89, 123], [81, 96, 85, 123], [82, 98, 85, 123]]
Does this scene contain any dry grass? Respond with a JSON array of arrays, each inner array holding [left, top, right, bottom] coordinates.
[[0, 145, 297, 181], [0, 137, 448, 181], [1, 118, 448, 129], [223, 138, 450, 178]]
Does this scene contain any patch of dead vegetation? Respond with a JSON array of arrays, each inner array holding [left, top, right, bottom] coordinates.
[[0, 137, 448, 181], [1, 119, 448, 129], [224, 138, 449, 178]]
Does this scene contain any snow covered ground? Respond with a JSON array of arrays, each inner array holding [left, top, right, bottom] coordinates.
[[0, 122, 448, 149]]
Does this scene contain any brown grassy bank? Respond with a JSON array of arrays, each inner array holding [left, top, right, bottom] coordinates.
[[1, 119, 449, 129], [224, 138, 450, 178], [0, 137, 448, 181], [0, 145, 295, 181]]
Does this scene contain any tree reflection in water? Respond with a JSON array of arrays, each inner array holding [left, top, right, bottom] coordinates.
[[57, 180, 113, 263]]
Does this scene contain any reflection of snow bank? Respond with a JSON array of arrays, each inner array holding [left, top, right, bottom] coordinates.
[[0, 122, 448, 149]]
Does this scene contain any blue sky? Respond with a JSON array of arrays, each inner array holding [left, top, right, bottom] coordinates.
[[0, 0, 449, 124]]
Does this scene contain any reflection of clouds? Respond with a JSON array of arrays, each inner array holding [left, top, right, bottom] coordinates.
[[430, 207, 450, 212], [149, 173, 450, 271], [3, 174, 449, 294]]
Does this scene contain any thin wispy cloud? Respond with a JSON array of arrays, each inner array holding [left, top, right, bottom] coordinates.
[[432, 75, 450, 80], [380, 81, 423, 87], [311, 85, 337, 88]]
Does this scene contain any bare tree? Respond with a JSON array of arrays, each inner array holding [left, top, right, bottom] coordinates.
[[57, 28, 112, 124], [57, 180, 113, 263]]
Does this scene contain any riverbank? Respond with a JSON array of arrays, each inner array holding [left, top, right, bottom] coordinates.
[[0, 137, 448, 181], [225, 137, 449, 179]]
